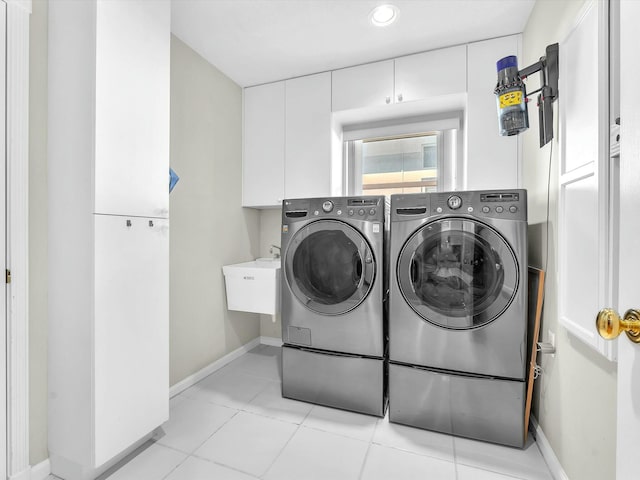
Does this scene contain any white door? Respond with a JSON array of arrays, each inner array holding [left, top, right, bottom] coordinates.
[[243, 81, 285, 207], [331, 59, 394, 111], [613, 1, 640, 478], [284, 72, 332, 200], [394, 45, 467, 103], [93, 0, 170, 219], [94, 214, 169, 466]]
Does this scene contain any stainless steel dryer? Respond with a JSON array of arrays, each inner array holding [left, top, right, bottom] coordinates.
[[388, 190, 528, 447], [281, 196, 387, 417]]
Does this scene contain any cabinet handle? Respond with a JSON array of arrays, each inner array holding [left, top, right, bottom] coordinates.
[[126, 220, 132, 227], [385, 96, 391, 104], [397, 93, 403, 102], [149, 220, 154, 227]]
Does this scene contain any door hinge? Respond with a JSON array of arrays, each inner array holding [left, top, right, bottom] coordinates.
[[5, 269, 10, 284]]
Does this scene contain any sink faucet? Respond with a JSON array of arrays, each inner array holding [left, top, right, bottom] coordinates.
[[270, 244, 281, 259]]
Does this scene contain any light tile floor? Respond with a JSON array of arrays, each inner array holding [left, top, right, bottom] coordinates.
[[48, 345, 554, 480]]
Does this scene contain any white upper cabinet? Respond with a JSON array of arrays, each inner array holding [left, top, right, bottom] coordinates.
[[332, 45, 467, 112], [285, 72, 332, 200], [243, 38, 521, 207], [331, 60, 394, 111], [93, 1, 170, 218], [466, 35, 521, 190], [394, 45, 467, 103], [243, 82, 286, 207], [243, 72, 332, 207]]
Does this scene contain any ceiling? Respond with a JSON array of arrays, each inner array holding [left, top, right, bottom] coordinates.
[[171, 0, 536, 88]]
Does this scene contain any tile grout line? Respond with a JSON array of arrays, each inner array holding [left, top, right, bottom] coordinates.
[[453, 435, 460, 480], [158, 451, 191, 480], [188, 454, 262, 479], [356, 417, 383, 480], [258, 408, 311, 479]]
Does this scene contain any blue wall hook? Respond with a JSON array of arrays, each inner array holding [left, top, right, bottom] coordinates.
[[169, 168, 180, 193]]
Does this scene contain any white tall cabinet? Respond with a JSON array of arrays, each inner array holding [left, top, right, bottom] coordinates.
[[48, 2, 170, 479]]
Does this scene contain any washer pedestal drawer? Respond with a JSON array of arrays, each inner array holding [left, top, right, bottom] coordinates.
[[389, 362, 525, 448], [282, 345, 386, 417]]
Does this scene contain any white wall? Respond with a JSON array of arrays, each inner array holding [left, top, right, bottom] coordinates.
[[522, 1, 617, 479], [170, 36, 261, 385]]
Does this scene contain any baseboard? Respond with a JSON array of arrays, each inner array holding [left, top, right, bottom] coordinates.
[[10, 459, 50, 480], [29, 459, 51, 480], [260, 336, 283, 347], [530, 416, 569, 480], [169, 337, 261, 398], [9, 468, 31, 480]]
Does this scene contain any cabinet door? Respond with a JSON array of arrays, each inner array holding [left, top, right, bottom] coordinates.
[[285, 73, 332, 199], [93, 214, 169, 466], [395, 45, 467, 103], [94, 0, 170, 218], [332, 60, 394, 111], [466, 35, 520, 189], [243, 82, 285, 207]]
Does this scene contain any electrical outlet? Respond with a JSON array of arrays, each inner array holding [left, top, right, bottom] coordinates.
[[548, 330, 556, 356]]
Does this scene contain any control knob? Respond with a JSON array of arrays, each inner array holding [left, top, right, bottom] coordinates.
[[447, 195, 462, 210], [322, 200, 334, 213]]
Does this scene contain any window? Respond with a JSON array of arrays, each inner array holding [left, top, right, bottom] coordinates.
[[342, 114, 460, 197], [359, 133, 440, 196]]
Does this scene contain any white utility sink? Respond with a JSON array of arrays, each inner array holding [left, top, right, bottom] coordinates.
[[222, 258, 281, 315]]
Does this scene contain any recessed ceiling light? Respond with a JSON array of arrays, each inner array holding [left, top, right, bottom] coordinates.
[[370, 4, 399, 27]]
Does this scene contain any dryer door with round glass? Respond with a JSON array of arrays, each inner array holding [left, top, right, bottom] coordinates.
[[397, 218, 519, 329], [285, 220, 376, 315]]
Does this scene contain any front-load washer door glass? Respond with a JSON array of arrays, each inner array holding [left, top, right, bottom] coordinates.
[[397, 218, 519, 329], [285, 220, 375, 315]]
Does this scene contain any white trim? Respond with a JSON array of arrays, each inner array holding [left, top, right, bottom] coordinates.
[[530, 416, 569, 480], [169, 338, 261, 398], [5, 0, 30, 14], [260, 336, 283, 347], [6, 1, 30, 478], [29, 459, 50, 480], [341, 111, 463, 142]]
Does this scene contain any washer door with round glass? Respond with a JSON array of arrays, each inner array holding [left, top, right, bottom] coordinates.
[[285, 220, 376, 315], [397, 218, 518, 329]]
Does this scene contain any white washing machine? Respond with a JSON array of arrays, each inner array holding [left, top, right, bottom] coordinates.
[[388, 190, 528, 447], [280, 196, 387, 417]]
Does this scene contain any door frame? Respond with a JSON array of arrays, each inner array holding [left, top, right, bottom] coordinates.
[[5, 0, 31, 478]]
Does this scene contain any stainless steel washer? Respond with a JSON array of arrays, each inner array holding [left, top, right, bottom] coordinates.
[[280, 196, 387, 417], [388, 190, 528, 447]]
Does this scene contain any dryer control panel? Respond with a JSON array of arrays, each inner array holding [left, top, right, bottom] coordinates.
[[390, 190, 527, 222], [430, 190, 527, 222]]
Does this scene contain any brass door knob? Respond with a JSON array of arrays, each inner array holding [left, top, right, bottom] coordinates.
[[596, 308, 640, 343]]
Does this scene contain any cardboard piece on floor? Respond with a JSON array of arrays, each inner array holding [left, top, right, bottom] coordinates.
[[525, 267, 545, 441]]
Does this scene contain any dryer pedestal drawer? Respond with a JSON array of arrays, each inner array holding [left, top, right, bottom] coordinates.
[[389, 362, 526, 448], [282, 345, 387, 417]]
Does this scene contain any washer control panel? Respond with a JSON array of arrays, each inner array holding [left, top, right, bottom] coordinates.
[[283, 196, 385, 223]]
